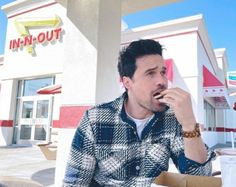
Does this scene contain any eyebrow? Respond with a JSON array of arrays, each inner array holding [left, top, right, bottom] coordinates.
[[144, 66, 166, 74]]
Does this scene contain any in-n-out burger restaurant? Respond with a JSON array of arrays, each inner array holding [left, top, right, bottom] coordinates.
[[1, 0, 236, 185]]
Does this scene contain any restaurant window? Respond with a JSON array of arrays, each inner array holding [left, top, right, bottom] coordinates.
[[17, 77, 54, 97], [204, 100, 216, 131]]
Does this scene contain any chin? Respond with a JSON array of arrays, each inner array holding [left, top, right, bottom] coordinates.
[[153, 103, 167, 112]]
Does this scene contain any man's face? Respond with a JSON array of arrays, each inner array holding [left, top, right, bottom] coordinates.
[[124, 54, 168, 113]]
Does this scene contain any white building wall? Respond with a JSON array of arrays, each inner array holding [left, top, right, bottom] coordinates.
[[159, 33, 204, 127], [225, 95, 236, 142], [161, 34, 198, 78], [215, 48, 228, 82], [0, 1, 66, 145], [0, 80, 18, 119], [196, 30, 228, 147], [216, 109, 226, 144], [215, 50, 235, 144], [60, 17, 97, 105], [2, 2, 65, 80], [52, 73, 63, 121], [201, 132, 218, 147]]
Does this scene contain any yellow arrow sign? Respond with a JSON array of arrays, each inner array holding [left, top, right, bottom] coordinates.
[[14, 15, 61, 54]]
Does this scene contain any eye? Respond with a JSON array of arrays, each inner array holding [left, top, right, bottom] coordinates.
[[147, 71, 156, 77], [161, 70, 166, 76]]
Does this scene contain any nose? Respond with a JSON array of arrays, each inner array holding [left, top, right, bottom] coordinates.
[[156, 74, 168, 88]]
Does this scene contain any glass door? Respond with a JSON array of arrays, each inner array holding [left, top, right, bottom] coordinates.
[[17, 95, 53, 145]]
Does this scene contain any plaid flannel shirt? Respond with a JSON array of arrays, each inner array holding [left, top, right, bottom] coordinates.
[[63, 93, 215, 187]]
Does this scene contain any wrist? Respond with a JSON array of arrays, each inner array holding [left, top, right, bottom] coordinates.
[[182, 123, 201, 138], [181, 119, 197, 131]]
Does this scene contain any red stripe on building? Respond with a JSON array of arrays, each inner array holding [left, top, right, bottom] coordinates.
[[229, 80, 236, 86], [215, 127, 225, 132], [58, 106, 92, 128], [215, 127, 236, 132], [202, 127, 236, 132], [0, 120, 13, 127], [8, 2, 57, 18], [52, 120, 60, 128]]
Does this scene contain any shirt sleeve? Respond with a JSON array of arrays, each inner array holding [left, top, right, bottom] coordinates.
[[170, 119, 216, 176], [63, 111, 96, 187]]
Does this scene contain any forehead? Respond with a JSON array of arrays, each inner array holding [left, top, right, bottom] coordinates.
[[135, 54, 165, 70]]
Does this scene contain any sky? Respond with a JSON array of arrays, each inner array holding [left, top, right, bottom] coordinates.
[[0, 0, 236, 71]]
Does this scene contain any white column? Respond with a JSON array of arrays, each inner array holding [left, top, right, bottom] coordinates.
[[0, 80, 18, 146], [54, 0, 121, 186]]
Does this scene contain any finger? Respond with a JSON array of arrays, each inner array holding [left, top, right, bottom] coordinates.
[[161, 88, 189, 101], [162, 92, 183, 101], [161, 87, 187, 96], [160, 90, 184, 101], [154, 94, 164, 99], [159, 97, 175, 106]]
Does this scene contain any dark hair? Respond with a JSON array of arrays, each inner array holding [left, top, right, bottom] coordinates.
[[118, 39, 163, 79]]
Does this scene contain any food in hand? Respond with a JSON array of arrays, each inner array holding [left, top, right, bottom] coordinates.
[[154, 93, 163, 100]]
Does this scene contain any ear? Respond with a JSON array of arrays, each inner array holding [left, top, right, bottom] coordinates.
[[122, 76, 132, 90]]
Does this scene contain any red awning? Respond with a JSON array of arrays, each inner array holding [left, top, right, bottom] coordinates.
[[203, 65, 224, 87], [165, 59, 173, 82], [203, 65, 230, 109], [37, 84, 61, 95]]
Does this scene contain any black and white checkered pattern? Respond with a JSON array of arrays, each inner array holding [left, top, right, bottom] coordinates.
[[63, 93, 215, 187]]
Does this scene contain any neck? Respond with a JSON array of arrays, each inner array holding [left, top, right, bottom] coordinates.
[[125, 98, 153, 120]]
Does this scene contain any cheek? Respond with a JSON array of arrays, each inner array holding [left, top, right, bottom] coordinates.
[[135, 83, 151, 97], [131, 79, 153, 96]]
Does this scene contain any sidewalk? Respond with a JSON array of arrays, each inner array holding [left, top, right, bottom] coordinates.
[[0, 145, 56, 187], [0, 143, 231, 186]]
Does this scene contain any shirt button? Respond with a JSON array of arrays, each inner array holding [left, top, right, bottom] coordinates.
[[136, 166, 140, 171]]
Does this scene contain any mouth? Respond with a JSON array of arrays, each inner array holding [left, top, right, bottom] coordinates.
[[153, 92, 164, 100]]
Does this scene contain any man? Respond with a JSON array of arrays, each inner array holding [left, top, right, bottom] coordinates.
[[63, 39, 215, 186]]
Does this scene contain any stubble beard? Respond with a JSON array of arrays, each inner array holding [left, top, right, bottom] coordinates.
[[140, 100, 167, 114], [151, 102, 167, 112]]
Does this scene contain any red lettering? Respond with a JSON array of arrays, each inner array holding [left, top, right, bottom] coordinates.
[[37, 32, 46, 43], [54, 28, 62, 40], [46, 30, 54, 41], [23, 35, 33, 46], [9, 40, 13, 49], [12, 38, 21, 49], [10, 27, 63, 53]]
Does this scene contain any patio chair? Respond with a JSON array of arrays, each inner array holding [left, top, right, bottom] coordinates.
[[37, 142, 57, 160]]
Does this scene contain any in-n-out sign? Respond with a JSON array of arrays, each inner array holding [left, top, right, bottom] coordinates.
[[9, 15, 63, 55]]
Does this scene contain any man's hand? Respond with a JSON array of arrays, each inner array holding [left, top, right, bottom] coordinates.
[[158, 87, 196, 131], [159, 87, 207, 163]]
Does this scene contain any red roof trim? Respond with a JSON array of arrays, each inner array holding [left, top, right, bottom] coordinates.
[[8, 2, 57, 19]]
